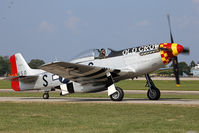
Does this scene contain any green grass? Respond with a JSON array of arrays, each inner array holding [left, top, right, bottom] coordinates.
[[0, 80, 199, 133], [116, 80, 199, 91], [1, 80, 199, 90], [0, 102, 198, 133], [0, 80, 11, 89]]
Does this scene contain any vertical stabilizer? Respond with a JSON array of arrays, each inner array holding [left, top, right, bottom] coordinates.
[[10, 53, 33, 76]]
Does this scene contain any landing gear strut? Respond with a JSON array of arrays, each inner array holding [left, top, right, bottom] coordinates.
[[110, 87, 124, 101], [43, 92, 49, 99], [145, 74, 160, 100]]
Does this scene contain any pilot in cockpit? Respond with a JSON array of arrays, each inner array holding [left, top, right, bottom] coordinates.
[[99, 48, 106, 59]]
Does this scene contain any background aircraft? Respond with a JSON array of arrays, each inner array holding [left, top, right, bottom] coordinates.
[[9, 15, 190, 101]]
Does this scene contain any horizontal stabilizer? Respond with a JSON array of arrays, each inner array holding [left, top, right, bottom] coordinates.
[[3, 75, 38, 83]]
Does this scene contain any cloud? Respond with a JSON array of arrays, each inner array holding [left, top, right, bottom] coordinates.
[[66, 10, 72, 16], [136, 20, 149, 27], [193, 0, 199, 3], [39, 21, 56, 32], [192, 0, 199, 13], [65, 16, 80, 32], [64, 10, 82, 33]]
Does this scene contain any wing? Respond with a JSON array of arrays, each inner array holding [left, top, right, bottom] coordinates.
[[40, 62, 126, 86]]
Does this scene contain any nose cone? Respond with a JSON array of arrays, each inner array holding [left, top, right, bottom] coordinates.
[[177, 44, 183, 54], [171, 43, 184, 56]]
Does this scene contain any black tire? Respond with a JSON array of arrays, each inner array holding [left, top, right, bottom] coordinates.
[[147, 88, 160, 100], [43, 92, 49, 99], [110, 87, 124, 101]]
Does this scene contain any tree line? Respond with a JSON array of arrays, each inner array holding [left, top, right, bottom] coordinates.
[[155, 61, 198, 76], [0, 56, 45, 76]]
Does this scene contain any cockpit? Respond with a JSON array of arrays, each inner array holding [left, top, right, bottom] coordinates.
[[71, 48, 121, 63]]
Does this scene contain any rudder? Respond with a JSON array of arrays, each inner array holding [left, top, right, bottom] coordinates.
[[10, 54, 20, 91]]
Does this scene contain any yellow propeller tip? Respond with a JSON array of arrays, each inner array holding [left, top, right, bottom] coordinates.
[[176, 84, 180, 87]]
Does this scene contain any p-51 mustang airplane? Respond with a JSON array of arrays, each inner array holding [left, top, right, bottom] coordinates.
[[9, 15, 189, 101]]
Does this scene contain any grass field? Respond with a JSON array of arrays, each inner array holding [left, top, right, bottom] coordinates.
[[116, 80, 199, 91], [0, 102, 198, 133], [0, 80, 11, 89], [0, 80, 199, 91], [0, 80, 199, 133]]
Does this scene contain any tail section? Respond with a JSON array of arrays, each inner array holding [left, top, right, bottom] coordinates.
[[10, 53, 41, 91]]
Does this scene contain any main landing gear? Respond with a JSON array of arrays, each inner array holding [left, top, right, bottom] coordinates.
[[145, 74, 161, 100]]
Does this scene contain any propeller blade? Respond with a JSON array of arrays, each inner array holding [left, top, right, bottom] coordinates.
[[167, 14, 174, 43], [173, 56, 180, 86]]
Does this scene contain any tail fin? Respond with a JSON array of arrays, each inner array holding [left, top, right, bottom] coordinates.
[[10, 53, 35, 91], [10, 53, 33, 77]]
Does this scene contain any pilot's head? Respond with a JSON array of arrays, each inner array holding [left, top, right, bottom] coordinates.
[[101, 48, 106, 56]]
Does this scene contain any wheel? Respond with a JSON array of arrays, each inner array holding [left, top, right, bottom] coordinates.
[[43, 92, 49, 99], [147, 88, 160, 100], [110, 87, 124, 101]]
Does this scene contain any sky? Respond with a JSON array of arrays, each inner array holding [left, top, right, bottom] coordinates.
[[0, 0, 199, 64]]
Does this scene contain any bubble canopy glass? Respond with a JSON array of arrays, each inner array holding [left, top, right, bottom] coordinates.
[[72, 48, 118, 59]]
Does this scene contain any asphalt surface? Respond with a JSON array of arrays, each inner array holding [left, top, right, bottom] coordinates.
[[1, 89, 199, 105], [0, 97, 199, 105]]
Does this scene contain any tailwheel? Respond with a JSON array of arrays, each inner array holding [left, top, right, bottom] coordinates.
[[147, 88, 160, 100], [43, 92, 49, 99], [110, 87, 124, 101]]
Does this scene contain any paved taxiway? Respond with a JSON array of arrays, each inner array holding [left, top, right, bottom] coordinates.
[[1, 89, 199, 105], [0, 97, 199, 105], [1, 89, 199, 95]]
